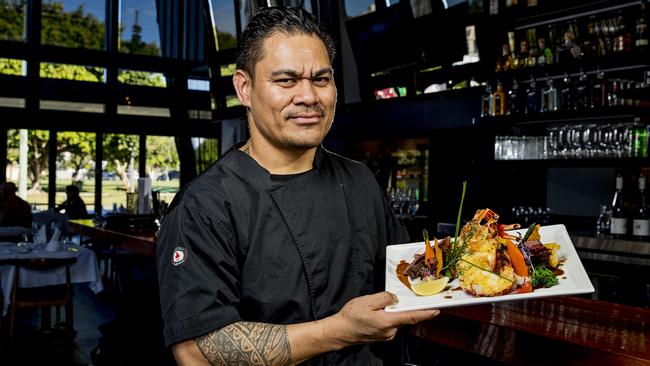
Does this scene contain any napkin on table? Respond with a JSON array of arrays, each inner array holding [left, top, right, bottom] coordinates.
[[44, 227, 62, 252]]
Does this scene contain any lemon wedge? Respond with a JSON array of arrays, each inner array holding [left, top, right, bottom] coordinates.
[[411, 276, 449, 296]]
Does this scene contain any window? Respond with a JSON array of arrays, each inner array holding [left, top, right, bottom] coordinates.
[[147, 135, 179, 205], [102, 133, 139, 212], [56, 131, 96, 213], [345, 0, 375, 17], [210, 0, 238, 50], [0, 0, 27, 42], [187, 78, 209, 91], [0, 58, 27, 77], [6, 129, 50, 211], [40, 62, 106, 83], [192, 137, 218, 174], [225, 95, 241, 107], [41, 0, 106, 50], [119, 0, 162, 56], [117, 69, 166, 87], [220, 63, 235, 77], [239, 1, 313, 29]]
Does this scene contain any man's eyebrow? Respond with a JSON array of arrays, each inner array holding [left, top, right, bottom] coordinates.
[[312, 67, 333, 77], [270, 67, 333, 78]]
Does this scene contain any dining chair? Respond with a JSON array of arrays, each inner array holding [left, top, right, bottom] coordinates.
[[6, 257, 77, 343]]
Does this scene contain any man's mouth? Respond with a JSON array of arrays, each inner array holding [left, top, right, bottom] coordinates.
[[288, 114, 322, 123]]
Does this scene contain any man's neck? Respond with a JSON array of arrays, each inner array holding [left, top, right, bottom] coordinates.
[[240, 139, 316, 175]]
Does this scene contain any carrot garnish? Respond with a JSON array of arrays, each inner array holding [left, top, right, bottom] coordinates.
[[505, 239, 528, 277]]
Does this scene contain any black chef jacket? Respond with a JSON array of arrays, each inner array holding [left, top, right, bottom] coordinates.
[[157, 145, 409, 365]]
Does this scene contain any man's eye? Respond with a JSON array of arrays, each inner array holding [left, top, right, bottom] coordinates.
[[313, 77, 330, 85], [276, 79, 296, 85]]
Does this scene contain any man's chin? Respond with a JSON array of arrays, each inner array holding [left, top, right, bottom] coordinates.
[[285, 138, 322, 150]]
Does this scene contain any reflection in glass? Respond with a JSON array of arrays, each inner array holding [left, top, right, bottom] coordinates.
[[6, 129, 50, 211], [220, 63, 236, 77], [188, 78, 210, 91], [192, 137, 218, 174], [210, 0, 237, 50], [56, 132, 96, 214], [0, 0, 26, 42], [40, 100, 104, 113], [0, 58, 26, 76], [146, 136, 179, 206], [103, 134, 139, 212], [239, 0, 313, 30], [345, 0, 375, 17], [119, 0, 162, 56], [226, 95, 241, 107], [117, 69, 166, 87], [41, 0, 105, 50], [40, 62, 106, 82]]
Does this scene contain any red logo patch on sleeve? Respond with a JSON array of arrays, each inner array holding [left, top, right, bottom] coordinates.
[[172, 247, 187, 266]]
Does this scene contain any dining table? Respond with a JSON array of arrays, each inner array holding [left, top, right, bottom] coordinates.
[[67, 219, 156, 257], [0, 241, 104, 315], [0, 226, 31, 239]]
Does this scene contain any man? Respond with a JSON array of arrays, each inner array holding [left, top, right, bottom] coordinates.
[[0, 182, 33, 228], [157, 7, 438, 365], [56, 184, 88, 219]]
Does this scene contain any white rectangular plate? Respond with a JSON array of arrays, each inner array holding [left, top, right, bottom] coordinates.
[[385, 224, 594, 312]]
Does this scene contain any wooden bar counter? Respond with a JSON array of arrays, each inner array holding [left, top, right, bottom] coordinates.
[[408, 296, 650, 365], [67, 219, 156, 257]]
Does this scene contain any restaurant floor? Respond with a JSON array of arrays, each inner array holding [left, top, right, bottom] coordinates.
[[1, 284, 115, 365]]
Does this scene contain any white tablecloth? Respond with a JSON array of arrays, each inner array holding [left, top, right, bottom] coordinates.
[[0, 242, 104, 315]]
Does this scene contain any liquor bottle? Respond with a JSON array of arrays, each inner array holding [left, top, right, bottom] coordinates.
[[611, 174, 629, 239], [481, 84, 492, 117], [633, 117, 648, 158], [575, 69, 592, 110], [637, 0, 648, 50], [541, 76, 557, 113], [493, 80, 506, 116], [607, 79, 621, 107], [525, 76, 539, 114], [633, 175, 650, 241], [592, 69, 607, 108], [508, 78, 520, 115], [559, 73, 574, 111], [488, 84, 496, 116], [547, 78, 558, 112], [490, 0, 499, 15], [595, 204, 611, 238]]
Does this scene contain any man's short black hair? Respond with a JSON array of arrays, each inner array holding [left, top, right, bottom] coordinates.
[[236, 7, 336, 79]]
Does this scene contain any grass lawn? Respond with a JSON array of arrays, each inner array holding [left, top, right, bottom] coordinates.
[[19, 179, 179, 213]]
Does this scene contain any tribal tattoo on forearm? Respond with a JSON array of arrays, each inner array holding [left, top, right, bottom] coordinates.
[[196, 322, 292, 366]]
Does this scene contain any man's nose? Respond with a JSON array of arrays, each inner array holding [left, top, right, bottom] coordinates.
[[293, 79, 318, 105]]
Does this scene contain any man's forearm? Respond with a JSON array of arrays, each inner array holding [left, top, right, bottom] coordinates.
[[196, 322, 292, 365]]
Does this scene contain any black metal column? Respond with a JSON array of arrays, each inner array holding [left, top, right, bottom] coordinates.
[[95, 132, 103, 215], [48, 130, 56, 209], [0, 128, 6, 183]]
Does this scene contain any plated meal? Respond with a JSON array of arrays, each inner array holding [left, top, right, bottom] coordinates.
[[385, 208, 594, 312]]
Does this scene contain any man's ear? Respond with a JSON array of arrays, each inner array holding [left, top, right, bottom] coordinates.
[[232, 70, 252, 108]]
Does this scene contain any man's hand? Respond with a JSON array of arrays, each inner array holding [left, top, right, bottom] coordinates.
[[328, 291, 439, 346], [174, 293, 439, 366]]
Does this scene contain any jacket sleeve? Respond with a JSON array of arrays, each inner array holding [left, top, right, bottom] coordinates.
[[156, 198, 242, 347]]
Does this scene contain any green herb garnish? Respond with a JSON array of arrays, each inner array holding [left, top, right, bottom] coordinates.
[[522, 223, 537, 242], [531, 265, 559, 288], [443, 181, 468, 277]]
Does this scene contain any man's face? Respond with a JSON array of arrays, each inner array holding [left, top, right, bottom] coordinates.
[[240, 33, 336, 152]]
